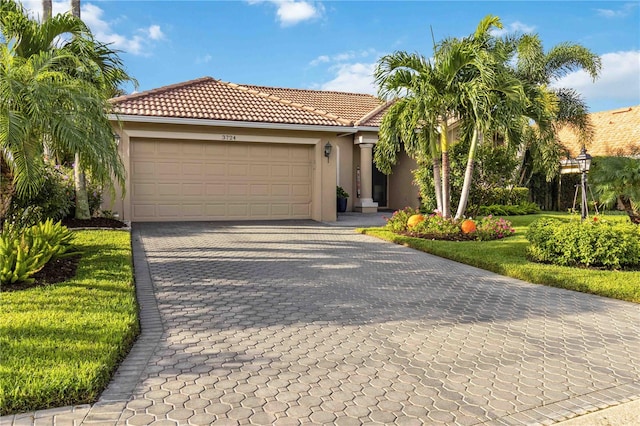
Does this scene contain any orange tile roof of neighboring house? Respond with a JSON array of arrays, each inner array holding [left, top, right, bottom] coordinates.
[[110, 76, 388, 128], [557, 105, 640, 158]]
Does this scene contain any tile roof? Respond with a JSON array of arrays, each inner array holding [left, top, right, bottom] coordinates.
[[110, 76, 388, 128], [557, 105, 640, 157]]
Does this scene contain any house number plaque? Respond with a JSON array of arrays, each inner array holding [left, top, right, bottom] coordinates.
[[221, 134, 236, 141]]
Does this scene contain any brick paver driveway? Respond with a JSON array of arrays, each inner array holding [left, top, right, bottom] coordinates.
[[109, 221, 639, 426], [11, 220, 635, 426]]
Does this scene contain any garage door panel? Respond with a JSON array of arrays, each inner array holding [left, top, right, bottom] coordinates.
[[228, 164, 248, 176], [131, 139, 313, 221], [205, 184, 226, 196], [271, 165, 290, 177], [228, 184, 248, 196], [271, 185, 290, 196], [182, 183, 203, 196], [134, 183, 156, 196], [205, 164, 227, 176], [158, 183, 180, 196], [250, 184, 269, 196]]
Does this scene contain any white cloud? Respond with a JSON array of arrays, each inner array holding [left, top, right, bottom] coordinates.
[[248, 1, 324, 26], [147, 25, 165, 41], [553, 50, 640, 107], [490, 21, 536, 37], [196, 54, 213, 64], [309, 49, 378, 67], [18, 1, 165, 56], [309, 55, 330, 66], [596, 2, 638, 18], [320, 62, 377, 94]]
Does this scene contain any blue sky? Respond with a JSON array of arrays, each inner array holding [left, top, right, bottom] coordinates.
[[22, 0, 640, 113]]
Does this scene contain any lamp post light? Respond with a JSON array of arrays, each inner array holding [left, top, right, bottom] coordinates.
[[575, 146, 592, 221]]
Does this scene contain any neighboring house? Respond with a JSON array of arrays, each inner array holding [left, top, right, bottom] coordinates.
[[558, 105, 640, 174], [107, 76, 422, 222]]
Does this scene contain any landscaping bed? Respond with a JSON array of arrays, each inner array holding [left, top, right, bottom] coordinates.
[[0, 230, 139, 415], [359, 213, 640, 303]]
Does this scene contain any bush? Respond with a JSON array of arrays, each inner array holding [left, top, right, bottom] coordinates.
[[478, 202, 540, 216], [526, 218, 640, 269], [383, 206, 420, 233], [0, 219, 76, 285], [475, 215, 516, 241], [8, 164, 74, 222]]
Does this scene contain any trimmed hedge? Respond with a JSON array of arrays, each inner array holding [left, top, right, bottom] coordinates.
[[526, 218, 640, 269]]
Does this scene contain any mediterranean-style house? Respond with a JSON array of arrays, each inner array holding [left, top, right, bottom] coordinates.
[[107, 76, 424, 222]]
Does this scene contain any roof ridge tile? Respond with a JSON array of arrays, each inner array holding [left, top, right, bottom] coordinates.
[[110, 76, 214, 103]]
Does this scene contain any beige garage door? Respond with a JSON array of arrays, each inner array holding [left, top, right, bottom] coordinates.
[[130, 139, 313, 221]]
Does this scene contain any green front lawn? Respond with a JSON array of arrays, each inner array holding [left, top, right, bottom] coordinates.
[[359, 213, 640, 303], [0, 230, 139, 415]]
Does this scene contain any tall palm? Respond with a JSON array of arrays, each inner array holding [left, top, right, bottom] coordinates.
[[513, 34, 601, 184], [375, 15, 528, 219], [438, 18, 528, 219], [0, 0, 130, 216], [374, 52, 444, 213]]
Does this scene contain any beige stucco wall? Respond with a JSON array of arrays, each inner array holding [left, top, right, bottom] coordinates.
[[334, 135, 354, 211], [388, 151, 420, 210], [106, 120, 345, 222]]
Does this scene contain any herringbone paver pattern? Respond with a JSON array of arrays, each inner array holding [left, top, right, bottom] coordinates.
[[3, 221, 639, 425]]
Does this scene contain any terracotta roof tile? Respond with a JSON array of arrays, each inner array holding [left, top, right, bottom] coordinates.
[[110, 76, 387, 128], [558, 106, 640, 157]]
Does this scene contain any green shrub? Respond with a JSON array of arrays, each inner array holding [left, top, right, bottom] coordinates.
[[526, 218, 640, 269], [478, 202, 540, 216], [475, 215, 516, 241], [8, 164, 74, 222], [410, 213, 461, 238], [383, 206, 420, 233], [336, 186, 349, 199], [1, 219, 76, 285]]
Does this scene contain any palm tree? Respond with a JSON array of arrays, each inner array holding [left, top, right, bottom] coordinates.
[[374, 52, 444, 213], [513, 34, 601, 185], [0, 0, 130, 218], [375, 15, 528, 219], [590, 157, 640, 224]]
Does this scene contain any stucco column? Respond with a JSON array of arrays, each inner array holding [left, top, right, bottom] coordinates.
[[356, 143, 378, 213]]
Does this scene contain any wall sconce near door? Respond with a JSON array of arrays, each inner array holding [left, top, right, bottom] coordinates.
[[113, 132, 121, 146], [324, 142, 332, 162]]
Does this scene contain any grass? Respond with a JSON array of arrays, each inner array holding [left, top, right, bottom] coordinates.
[[0, 230, 139, 415], [359, 213, 640, 303]]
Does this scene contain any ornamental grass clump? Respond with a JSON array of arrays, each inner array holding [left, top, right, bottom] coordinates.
[[384, 207, 514, 241], [526, 217, 640, 269]]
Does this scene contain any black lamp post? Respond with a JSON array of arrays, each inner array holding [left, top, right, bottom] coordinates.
[[575, 146, 592, 220]]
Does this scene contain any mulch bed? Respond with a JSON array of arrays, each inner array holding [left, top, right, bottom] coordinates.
[[1, 218, 127, 292], [61, 217, 128, 228]]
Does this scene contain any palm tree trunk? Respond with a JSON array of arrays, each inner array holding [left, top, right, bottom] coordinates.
[[440, 121, 451, 218], [74, 153, 91, 219], [455, 128, 480, 220], [71, 0, 80, 17], [70, 0, 91, 219], [42, 0, 52, 20], [430, 135, 443, 213], [0, 158, 14, 221]]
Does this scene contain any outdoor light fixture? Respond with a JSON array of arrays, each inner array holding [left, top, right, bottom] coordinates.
[[576, 146, 592, 221], [324, 142, 332, 162], [576, 146, 592, 173], [113, 132, 121, 146]]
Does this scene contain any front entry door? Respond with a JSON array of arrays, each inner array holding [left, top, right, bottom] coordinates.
[[372, 162, 388, 207]]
